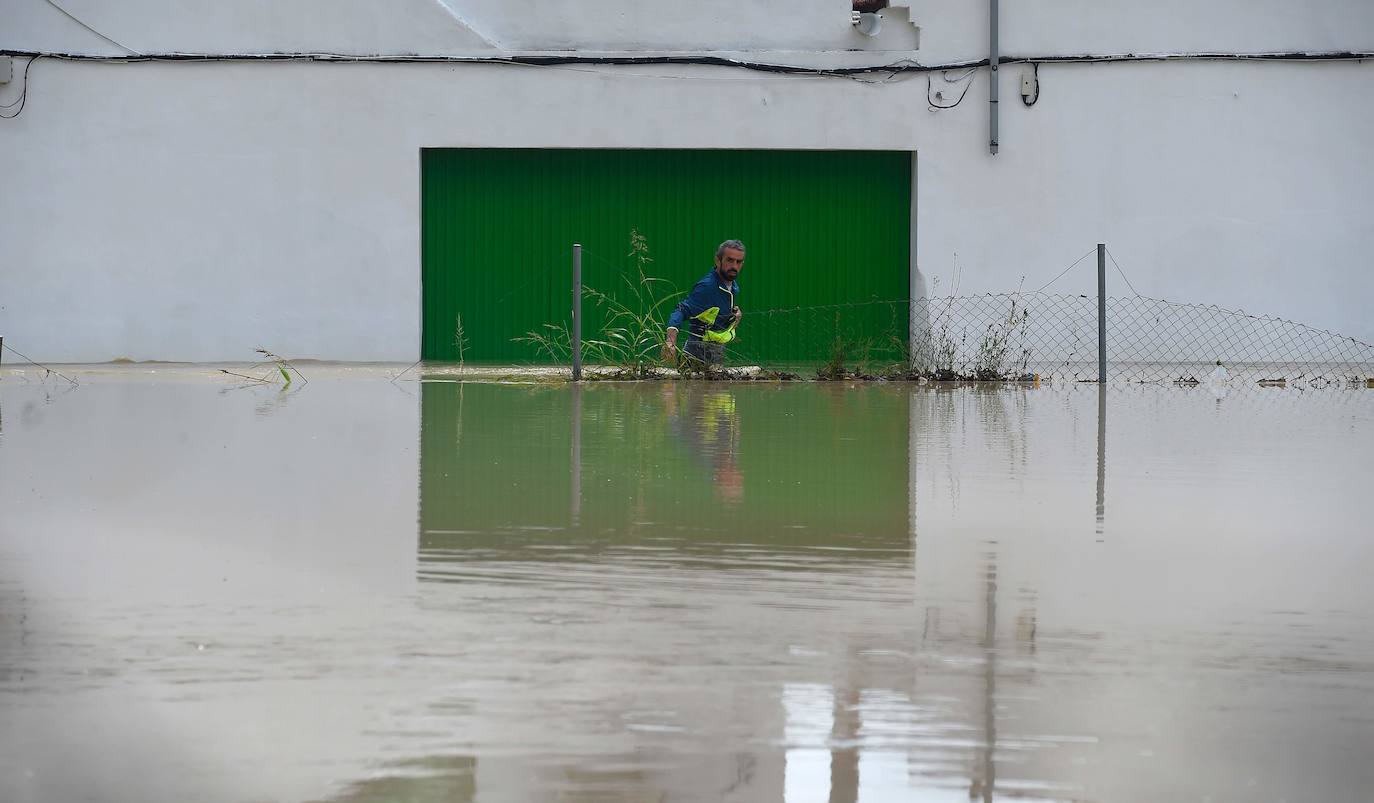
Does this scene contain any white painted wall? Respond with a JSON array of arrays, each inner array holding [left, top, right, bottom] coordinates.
[[11, 1, 1369, 56], [1, 2, 1371, 361]]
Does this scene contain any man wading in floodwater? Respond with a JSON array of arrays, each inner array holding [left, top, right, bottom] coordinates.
[[663, 239, 744, 367]]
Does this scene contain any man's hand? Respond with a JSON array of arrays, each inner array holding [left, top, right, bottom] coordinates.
[[732, 306, 742, 327], [662, 328, 679, 361]]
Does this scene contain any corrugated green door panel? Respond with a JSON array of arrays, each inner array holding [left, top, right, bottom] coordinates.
[[421, 149, 911, 363]]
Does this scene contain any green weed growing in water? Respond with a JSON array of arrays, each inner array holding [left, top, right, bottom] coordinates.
[[516, 229, 682, 379], [905, 295, 1032, 381], [816, 335, 848, 380], [911, 295, 965, 380], [257, 348, 306, 385], [220, 348, 307, 385], [452, 314, 468, 370], [814, 312, 892, 380], [816, 313, 850, 380], [971, 297, 1031, 380], [518, 321, 573, 364]]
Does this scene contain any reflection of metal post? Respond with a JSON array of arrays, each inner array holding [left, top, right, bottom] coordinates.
[[977, 559, 997, 803], [571, 384, 582, 528], [908, 389, 918, 561], [1096, 383, 1106, 540], [1097, 243, 1107, 383], [572, 244, 583, 382], [829, 680, 861, 803]]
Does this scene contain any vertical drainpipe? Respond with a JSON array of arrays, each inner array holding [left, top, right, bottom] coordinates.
[[988, 0, 999, 154]]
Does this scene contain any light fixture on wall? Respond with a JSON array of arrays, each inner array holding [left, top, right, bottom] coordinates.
[[852, 11, 883, 37]]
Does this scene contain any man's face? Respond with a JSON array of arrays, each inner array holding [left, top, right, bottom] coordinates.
[[715, 248, 744, 282]]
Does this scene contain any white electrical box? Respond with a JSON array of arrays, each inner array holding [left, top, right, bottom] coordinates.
[[1020, 70, 1035, 97], [0, 57, 13, 85]]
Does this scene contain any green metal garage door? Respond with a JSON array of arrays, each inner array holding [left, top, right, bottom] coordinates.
[[421, 149, 911, 363]]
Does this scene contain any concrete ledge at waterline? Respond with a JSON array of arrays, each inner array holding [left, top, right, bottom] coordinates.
[[11, 362, 1365, 387], [0, 361, 413, 384], [419, 364, 767, 382], [0, 362, 775, 384]]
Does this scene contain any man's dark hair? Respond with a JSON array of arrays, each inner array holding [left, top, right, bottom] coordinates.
[[716, 239, 746, 260]]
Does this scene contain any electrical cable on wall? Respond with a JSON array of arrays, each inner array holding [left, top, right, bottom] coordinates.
[[1021, 62, 1040, 107], [0, 48, 1368, 122], [927, 67, 978, 110], [0, 48, 1368, 74], [42, 0, 140, 56], [0, 56, 39, 119]]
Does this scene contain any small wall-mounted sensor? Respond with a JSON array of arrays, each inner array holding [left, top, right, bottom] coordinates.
[[1020, 65, 1039, 106]]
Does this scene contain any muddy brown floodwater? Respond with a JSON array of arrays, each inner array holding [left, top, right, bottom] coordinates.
[[1, 365, 1371, 803]]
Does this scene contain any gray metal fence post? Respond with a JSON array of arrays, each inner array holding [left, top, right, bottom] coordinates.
[[1097, 243, 1107, 384], [572, 243, 582, 381]]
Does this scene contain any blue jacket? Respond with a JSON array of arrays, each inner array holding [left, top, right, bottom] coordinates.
[[667, 270, 739, 344]]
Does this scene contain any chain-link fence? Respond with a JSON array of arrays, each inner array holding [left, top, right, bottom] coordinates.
[[725, 293, 1374, 387]]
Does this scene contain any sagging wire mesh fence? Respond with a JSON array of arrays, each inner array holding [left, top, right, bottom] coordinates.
[[498, 238, 1371, 387], [1103, 295, 1374, 386], [725, 293, 1374, 387]]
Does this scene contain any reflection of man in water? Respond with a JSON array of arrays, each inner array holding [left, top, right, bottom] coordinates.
[[663, 386, 743, 504], [663, 239, 744, 367]]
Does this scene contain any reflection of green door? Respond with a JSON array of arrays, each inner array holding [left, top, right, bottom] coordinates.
[[419, 383, 911, 560], [421, 149, 912, 363]]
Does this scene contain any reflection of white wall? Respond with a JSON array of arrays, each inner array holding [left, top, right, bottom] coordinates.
[[0, 373, 420, 803], [907, 385, 1374, 802], [913, 386, 1374, 634], [2, 3, 1371, 360], [783, 682, 995, 802], [784, 683, 834, 802], [0, 376, 419, 599]]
